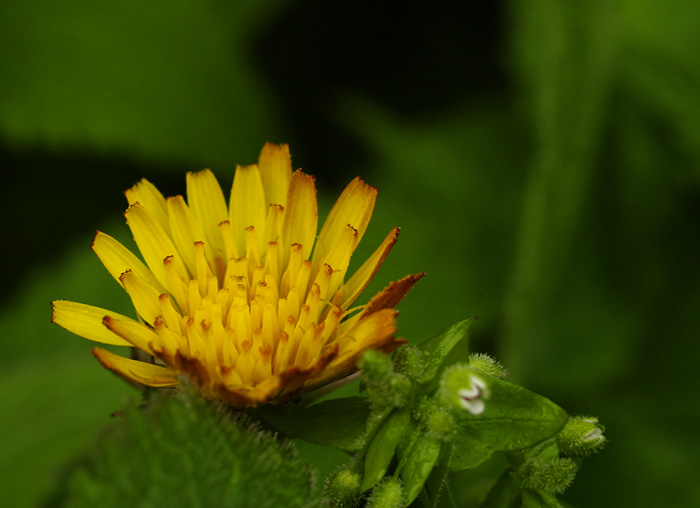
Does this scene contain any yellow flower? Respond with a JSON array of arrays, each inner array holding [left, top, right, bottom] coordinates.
[[52, 143, 422, 407]]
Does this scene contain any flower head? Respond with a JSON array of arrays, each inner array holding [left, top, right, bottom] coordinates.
[[53, 143, 422, 407]]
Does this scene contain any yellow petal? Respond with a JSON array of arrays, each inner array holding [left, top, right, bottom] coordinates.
[[51, 301, 134, 346], [258, 142, 292, 208], [125, 178, 170, 235], [166, 195, 206, 276], [320, 225, 359, 301], [281, 170, 318, 262], [103, 315, 160, 355], [125, 202, 188, 289], [120, 270, 162, 325], [186, 169, 229, 263], [341, 227, 400, 310], [91, 231, 167, 294], [229, 164, 267, 255], [312, 177, 377, 269], [310, 309, 399, 389], [93, 347, 178, 387]]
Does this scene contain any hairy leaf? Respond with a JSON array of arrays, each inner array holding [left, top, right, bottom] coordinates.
[[450, 377, 567, 472]]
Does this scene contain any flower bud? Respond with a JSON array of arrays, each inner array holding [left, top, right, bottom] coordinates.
[[517, 457, 579, 494], [392, 345, 423, 381], [556, 416, 606, 457], [439, 364, 490, 415], [360, 350, 393, 383], [361, 350, 412, 408], [324, 467, 363, 508], [413, 397, 456, 441], [366, 478, 404, 508], [469, 352, 507, 379]]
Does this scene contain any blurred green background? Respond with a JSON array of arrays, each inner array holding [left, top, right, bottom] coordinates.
[[2, 1, 699, 507]]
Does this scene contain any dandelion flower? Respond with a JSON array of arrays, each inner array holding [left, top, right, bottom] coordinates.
[[52, 143, 422, 407]]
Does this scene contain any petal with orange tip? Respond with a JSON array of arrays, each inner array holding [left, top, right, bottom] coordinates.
[[120, 270, 162, 325], [308, 310, 399, 389], [186, 169, 229, 260], [93, 347, 178, 387], [91, 231, 166, 294], [125, 202, 188, 288], [258, 142, 293, 208], [166, 195, 206, 275], [125, 178, 170, 235], [52, 301, 134, 346], [341, 227, 400, 310], [282, 170, 318, 261], [335, 308, 399, 357], [103, 315, 160, 355], [230, 165, 267, 254], [358, 272, 425, 318], [312, 177, 377, 268]]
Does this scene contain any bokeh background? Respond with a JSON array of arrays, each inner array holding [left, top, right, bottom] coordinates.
[[2, 1, 699, 507]]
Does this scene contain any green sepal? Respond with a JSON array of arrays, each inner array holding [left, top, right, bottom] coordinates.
[[414, 318, 476, 386], [362, 409, 412, 491], [399, 433, 442, 506], [450, 377, 568, 472], [258, 396, 370, 452]]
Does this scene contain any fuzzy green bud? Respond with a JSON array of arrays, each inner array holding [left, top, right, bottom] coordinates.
[[392, 345, 423, 381], [556, 416, 606, 457], [426, 407, 456, 441], [361, 350, 393, 383], [361, 350, 412, 407], [439, 363, 490, 415], [518, 457, 579, 494], [413, 397, 456, 441], [324, 467, 363, 508], [469, 352, 507, 379], [366, 478, 404, 508]]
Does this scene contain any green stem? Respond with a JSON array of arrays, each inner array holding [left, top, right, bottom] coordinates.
[[445, 483, 458, 508]]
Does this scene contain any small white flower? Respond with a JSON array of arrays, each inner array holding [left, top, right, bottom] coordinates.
[[440, 364, 490, 416]]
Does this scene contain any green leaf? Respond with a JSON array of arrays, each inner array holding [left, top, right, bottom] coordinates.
[[415, 318, 476, 385], [421, 442, 452, 508], [362, 409, 412, 491], [64, 389, 319, 508], [450, 377, 568, 472], [399, 433, 442, 507], [257, 397, 370, 452]]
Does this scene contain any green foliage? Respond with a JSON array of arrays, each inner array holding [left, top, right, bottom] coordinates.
[[450, 377, 568, 472], [63, 389, 319, 508], [398, 433, 442, 506], [257, 397, 371, 452], [310, 320, 579, 508], [363, 410, 412, 491], [412, 319, 476, 386], [0, 0, 281, 168]]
